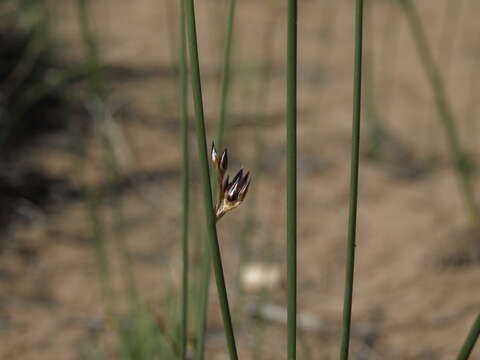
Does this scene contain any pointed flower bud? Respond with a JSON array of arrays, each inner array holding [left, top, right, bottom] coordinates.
[[211, 142, 219, 166]]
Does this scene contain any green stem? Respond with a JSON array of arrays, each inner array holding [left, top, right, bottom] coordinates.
[[77, 0, 103, 97], [195, 1, 237, 358], [457, 313, 480, 360], [194, 234, 211, 360], [339, 0, 364, 359], [286, 0, 297, 359], [364, 0, 383, 161], [216, 0, 236, 148], [85, 185, 116, 324], [76, 0, 115, 316], [179, 0, 189, 358], [398, 0, 479, 224], [166, 0, 178, 69], [379, 0, 400, 123], [184, 1, 238, 359], [234, 13, 277, 315], [79, 0, 139, 306]]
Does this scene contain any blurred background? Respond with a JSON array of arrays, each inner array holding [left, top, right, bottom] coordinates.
[[0, 0, 479, 359]]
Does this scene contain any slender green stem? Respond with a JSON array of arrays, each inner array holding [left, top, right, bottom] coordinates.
[[364, 0, 383, 161], [286, 0, 297, 359], [75, 1, 117, 326], [380, 0, 400, 123], [78, 0, 139, 307], [194, 230, 211, 360], [457, 313, 480, 360], [339, 0, 364, 359], [216, 0, 236, 148], [166, 0, 178, 69], [234, 13, 277, 315], [398, 0, 479, 224], [179, 0, 190, 358], [317, 0, 339, 111], [195, 1, 237, 358], [76, 0, 115, 317], [85, 184, 116, 324], [364, 58, 382, 161], [184, 1, 238, 359], [77, 0, 103, 97], [238, 18, 278, 360]]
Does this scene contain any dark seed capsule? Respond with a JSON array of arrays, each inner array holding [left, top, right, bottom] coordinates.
[[220, 149, 228, 172], [231, 169, 243, 185], [227, 186, 239, 202]]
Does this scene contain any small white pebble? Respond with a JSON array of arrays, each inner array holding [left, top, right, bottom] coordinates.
[[241, 263, 281, 292]]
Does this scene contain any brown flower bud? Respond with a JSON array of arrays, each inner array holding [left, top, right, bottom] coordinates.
[[210, 145, 251, 221]]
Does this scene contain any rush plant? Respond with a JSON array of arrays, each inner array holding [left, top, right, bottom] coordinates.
[[184, 0, 250, 358]]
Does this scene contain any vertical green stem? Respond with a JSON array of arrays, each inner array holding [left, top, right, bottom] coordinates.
[[364, 0, 383, 161], [216, 0, 236, 148], [286, 0, 297, 359], [184, 1, 239, 359], [398, 0, 479, 224], [75, 4, 129, 345], [78, 0, 139, 306], [85, 185, 116, 323], [380, 0, 400, 123], [76, 0, 114, 317], [77, 0, 103, 97], [234, 14, 277, 314], [339, 0, 364, 359], [179, 0, 190, 358], [457, 313, 480, 360], [166, 0, 178, 69], [194, 232, 211, 360]]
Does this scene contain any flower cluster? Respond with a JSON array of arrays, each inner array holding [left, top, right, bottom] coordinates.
[[211, 142, 250, 221]]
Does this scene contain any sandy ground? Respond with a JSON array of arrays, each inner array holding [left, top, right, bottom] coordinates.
[[1, 0, 479, 359]]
